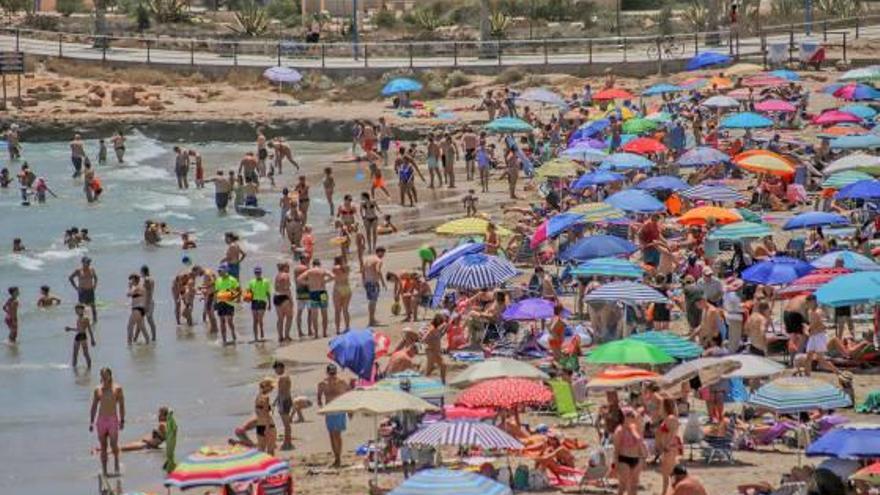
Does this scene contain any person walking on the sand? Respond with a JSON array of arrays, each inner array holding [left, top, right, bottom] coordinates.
[[317, 364, 350, 468]]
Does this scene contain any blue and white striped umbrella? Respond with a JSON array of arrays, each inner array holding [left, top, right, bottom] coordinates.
[[390, 469, 512, 495], [427, 242, 485, 279], [584, 281, 669, 304], [438, 254, 518, 290], [747, 376, 852, 414], [405, 421, 523, 449], [681, 184, 746, 204]]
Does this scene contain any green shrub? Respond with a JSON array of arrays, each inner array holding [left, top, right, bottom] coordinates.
[[23, 13, 60, 29], [622, 0, 663, 10], [374, 9, 396, 29], [0, 0, 29, 15], [57, 0, 84, 16], [266, 0, 295, 22], [656, 5, 674, 35], [445, 70, 470, 88], [229, 0, 268, 36], [495, 67, 524, 84]]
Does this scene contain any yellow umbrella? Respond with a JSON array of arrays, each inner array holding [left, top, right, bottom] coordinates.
[[536, 159, 582, 178], [733, 150, 796, 178], [435, 217, 513, 237], [602, 106, 636, 121], [724, 63, 764, 76], [569, 202, 626, 222]]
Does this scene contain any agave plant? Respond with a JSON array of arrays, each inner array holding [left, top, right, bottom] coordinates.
[[412, 7, 442, 33], [770, 0, 802, 18], [681, 0, 708, 30], [229, 0, 269, 37], [148, 0, 189, 23], [816, 0, 861, 18], [489, 10, 512, 39]]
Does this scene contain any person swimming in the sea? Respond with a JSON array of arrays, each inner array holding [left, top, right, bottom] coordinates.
[[38, 285, 61, 308]]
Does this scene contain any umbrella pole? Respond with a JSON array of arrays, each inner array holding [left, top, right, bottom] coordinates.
[[373, 415, 379, 485]]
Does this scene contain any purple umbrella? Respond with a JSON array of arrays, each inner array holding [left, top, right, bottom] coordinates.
[[502, 298, 569, 321]]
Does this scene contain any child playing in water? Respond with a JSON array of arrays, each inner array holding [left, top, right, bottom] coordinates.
[[181, 232, 197, 250], [38, 285, 61, 308], [3, 287, 19, 343], [377, 214, 398, 235], [463, 189, 478, 217], [65, 303, 95, 368], [12, 238, 25, 252]]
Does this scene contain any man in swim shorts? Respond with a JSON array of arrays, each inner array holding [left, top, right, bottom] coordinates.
[[205, 171, 232, 212], [70, 133, 85, 178], [214, 265, 240, 345], [293, 252, 310, 338], [297, 258, 333, 339], [317, 364, 351, 468], [69, 256, 98, 322], [362, 247, 386, 327], [89, 367, 125, 476]]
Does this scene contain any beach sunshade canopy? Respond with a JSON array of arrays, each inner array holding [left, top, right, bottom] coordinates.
[[536, 159, 581, 178], [570, 119, 610, 141], [517, 87, 567, 107], [382, 77, 422, 96], [778, 268, 852, 298], [748, 376, 852, 414], [622, 117, 659, 134], [485, 117, 533, 134], [438, 254, 518, 291], [427, 242, 485, 279], [600, 152, 655, 171], [807, 424, 880, 459], [319, 388, 439, 416], [622, 137, 667, 155], [837, 179, 880, 200], [646, 111, 673, 123], [328, 328, 388, 379], [636, 175, 689, 192], [594, 87, 635, 100], [770, 69, 800, 81], [813, 110, 863, 126], [435, 218, 511, 237], [389, 469, 512, 495], [742, 75, 788, 87], [450, 358, 548, 388], [723, 354, 786, 378], [783, 211, 849, 230], [571, 257, 645, 279], [823, 171, 874, 189], [687, 51, 730, 70], [456, 378, 553, 409], [816, 271, 880, 307], [701, 95, 740, 109], [373, 371, 446, 399], [833, 81, 880, 99], [678, 206, 742, 226], [584, 281, 669, 305], [530, 212, 584, 248], [720, 112, 774, 129], [839, 66, 880, 83], [708, 75, 734, 88], [736, 208, 764, 223], [733, 150, 796, 177], [570, 202, 626, 223], [680, 184, 745, 204], [812, 250, 880, 271], [661, 357, 741, 388], [677, 146, 730, 167], [605, 189, 665, 213], [852, 462, 880, 485], [585, 339, 675, 365], [754, 99, 797, 113], [642, 83, 682, 96], [165, 445, 288, 489], [742, 256, 814, 285], [819, 124, 869, 138], [263, 66, 303, 83], [405, 421, 523, 450], [559, 234, 636, 262], [824, 152, 880, 175], [840, 104, 877, 119], [707, 221, 772, 240], [572, 170, 624, 190], [562, 143, 608, 163], [830, 134, 880, 150], [629, 331, 703, 359], [502, 297, 569, 321], [587, 365, 661, 390]]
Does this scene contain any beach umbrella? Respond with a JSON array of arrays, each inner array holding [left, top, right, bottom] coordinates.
[[536, 158, 581, 178], [456, 378, 553, 409], [707, 221, 772, 241], [723, 354, 785, 379], [679, 76, 708, 89], [783, 211, 849, 230], [840, 104, 877, 120], [593, 87, 635, 100], [600, 152, 655, 171], [405, 421, 523, 450], [583, 281, 670, 305], [709, 75, 734, 89], [837, 179, 880, 200], [677, 146, 730, 167], [680, 184, 745, 203], [733, 150, 796, 177], [165, 445, 289, 489], [830, 134, 880, 150], [629, 331, 703, 360], [686, 51, 730, 70], [726, 62, 763, 75], [852, 462, 880, 485], [605, 189, 665, 213], [819, 124, 870, 138], [833, 82, 880, 100], [636, 175, 689, 192], [701, 95, 741, 109], [839, 65, 880, 83], [319, 388, 439, 416], [622, 117, 659, 135], [587, 365, 661, 390], [381, 77, 422, 96], [438, 254, 518, 291], [742, 256, 814, 285], [742, 75, 788, 87], [327, 328, 391, 379], [450, 358, 548, 388], [530, 212, 584, 248], [747, 376, 852, 414], [570, 202, 627, 223], [822, 171, 874, 189], [642, 83, 682, 96], [502, 297, 569, 321], [778, 268, 852, 298], [622, 137, 667, 155], [485, 117, 533, 134], [661, 357, 742, 388], [816, 271, 880, 307], [646, 111, 673, 123], [585, 339, 675, 365], [571, 257, 645, 279], [570, 119, 611, 141], [571, 170, 624, 190], [813, 110, 863, 126], [720, 112, 774, 129], [559, 234, 637, 262], [389, 469, 512, 495], [561, 143, 608, 163], [824, 152, 880, 175], [812, 250, 880, 271], [373, 371, 446, 400], [736, 208, 764, 223], [435, 218, 512, 237], [755, 99, 797, 113], [678, 206, 742, 226], [427, 242, 485, 279], [517, 87, 567, 107], [263, 66, 302, 83], [770, 69, 800, 81]]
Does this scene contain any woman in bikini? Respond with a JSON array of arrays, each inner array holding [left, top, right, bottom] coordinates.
[[548, 303, 567, 362], [337, 194, 357, 229], [613, 408, 646, 495], [254, 379, 277, 455], [332, 256, 352, 334], [121, 406, 168, 452], [360, 192, 381, 253], [656, 398, 681, 495]]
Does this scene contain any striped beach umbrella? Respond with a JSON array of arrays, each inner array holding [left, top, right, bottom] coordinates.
[[165, 446, 289, 489], [733, 150, 796, 178], [824, 152, 880, 175], [629, 331, 703, 359], [426, 242, 485, 279], [456, 378, 553, 409], [584, 281, 669, 304], [677, 146, 731, 167], [587, 365, 661, 390], [438, 254, 518, 291], [851, 461, 880, 485], [708, 221, 772, 241], [570, 202, 626, 222], [389, 469, 512, 495], [783, 211, 849, 230], [681, 184, 746, 204], [822, 171, 874, 189], [405, 421, 523, 450], [747, 377, 852, 414], [374, 371, 446, 400], [777, 268, 851, 298], [585, 339, 675, 365], [570, 257, 645, 279]]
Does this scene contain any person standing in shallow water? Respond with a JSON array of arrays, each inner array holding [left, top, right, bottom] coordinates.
[[70, 133, 85, 178], [65, 303, 95, 369], [89, 367, 125, 477], [111, 132, 125, 164], [69, 256, 98, 322]]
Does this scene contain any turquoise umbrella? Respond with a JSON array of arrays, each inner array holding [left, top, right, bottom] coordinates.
[[720, 112, 774, 129], [816, 271, 880, 307], [708, 221, 772, 240], [390, 469, 512, 495], [736, 208, 764, 224], [812, 250, 880, 271], [485, 117, 534, 134], [629, 331, 703, 359], [823, 171, 874, 189], [570, 257, 645, 279], [840, 104, 877, 120]]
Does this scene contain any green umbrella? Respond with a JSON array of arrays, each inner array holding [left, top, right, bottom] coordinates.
[[485, 117, 534, 134], [736, 208, 764, 224], [823, 171, 874, 189], [585, 339, 675, 365], [629, 331, 703, 359], [708, 221, 772, 241], [622, 118, 658, 135], [646, 111, 672, 123]]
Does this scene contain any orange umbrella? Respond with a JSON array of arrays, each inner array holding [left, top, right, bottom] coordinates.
[[709, 75, 733, 89], [733, 150, 796, 178], [820, 125, 868, 137], [586, 365, 660, 390], [678, 206, 743, 226]]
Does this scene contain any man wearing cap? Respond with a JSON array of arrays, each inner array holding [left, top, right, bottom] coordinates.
[[697, 267, 724, 307], [247, 267, 271, 342], [723, 276, 745, 352], [317, 364, 351, 468], [668, 464, 708, 495], [214, 265, 240, 345], [69, 256, 98, 322]]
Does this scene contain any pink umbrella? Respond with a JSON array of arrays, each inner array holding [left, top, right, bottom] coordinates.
[[726, 88, 751, 100], [743, 75, 788, 87], [811, 110, 863, 126], [754, 99, 797, 113]]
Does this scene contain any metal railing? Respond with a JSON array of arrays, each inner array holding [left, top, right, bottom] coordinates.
[[1, 14, 879, 70]]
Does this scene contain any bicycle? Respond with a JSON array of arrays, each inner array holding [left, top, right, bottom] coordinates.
[[646, 36, 686, 59]]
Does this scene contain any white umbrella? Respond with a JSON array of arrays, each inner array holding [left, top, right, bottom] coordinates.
[[722, 354, 785, 379], [702, 95, 741, 109], [824, 152, 880, 175]]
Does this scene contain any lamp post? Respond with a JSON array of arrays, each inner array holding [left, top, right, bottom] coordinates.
[[352, 0, 360, 60], [616, 0, 622, 38], [804, 0, 813, 35]]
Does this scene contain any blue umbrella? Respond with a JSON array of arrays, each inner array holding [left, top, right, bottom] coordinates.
[[381, 77, 422, 96], [571, 170, 624, 190], [830, 134, 880, 150], [600, 152, 655, 171], [561, 142, 608, 163], [642, 83, 682, 96], [680, 184, 745, 203], [263, 66, 303, 83], [686, 51, 731, 70], [720, 112, 774, 129], [427, 242, 485, 279], [559, 235, 637, 262], [811, 250, 880, 271], [329, 329, 378, 379], [742, 256, 814, 285], [807, 424, 880, 459], [836, 179, 880, 200], [676, 146, 731, 167], [389, 469, 512, 495], [569, 119, 610, 142], [769, 69, 800, 81], [571, 257, 645, 279], [545, 212, 584, 239], [840, 104, 877, 120], [502, 298, 570, 320], [635, 175, 689, 192], [783, 211, 850, 230], [816, 271, 880, 307], [485, 117, 533, 134], [747, 376, 852, 414], [605, 189, 666, 213], [438, 254, 518, 290]]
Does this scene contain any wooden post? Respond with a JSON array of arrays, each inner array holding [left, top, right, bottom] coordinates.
[[15, 28, 19, 51], [761, 34, 768, 68], [543, 39, 548, 65], [408, 43, 413, 68], [277, 42, 281, 66], [146, 39, 151, 63], [842, 32, 847, 62], [16, 73, 21, 108], [364, 43, 368, 67], [101, 36, 107, 63], [233, 42, 238, 66], [1, 74, 6, 111], [694, 32, 699, 55], [622, 37, 627, 62], [321, 43, 326, 68], [588, 39, 592, 64], [788, 28, 794, 66], [497, 41, 502, 66], [190, 40, 195, 66], [58, 33, 63, 58], [655, 37, 663, 75], [453, 41, 458, 67]]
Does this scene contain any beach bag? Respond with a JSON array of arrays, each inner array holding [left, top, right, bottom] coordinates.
[[513, 465, 530, 490], [391, 301, 401, 316], [683, 412, 704, 445]]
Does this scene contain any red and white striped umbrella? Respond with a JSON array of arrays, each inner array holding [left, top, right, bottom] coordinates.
[[405, 421, 523, 450], [455, 378, 552, 410], [777, 268, 851, 298]]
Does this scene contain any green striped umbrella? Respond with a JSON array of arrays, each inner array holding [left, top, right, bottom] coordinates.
[[622, 118, 659, 135], [585, 339, 675, 365], [707, 221, 772, 241], [736, 208, 764, 224], [570, 202, 626, 223], [823, 170, 874, 189], [629, 331, 703, 360], [570, 257, 645, 279]]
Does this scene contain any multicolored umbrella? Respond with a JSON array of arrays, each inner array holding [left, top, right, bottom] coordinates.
[[502, 297, 569, 321], [427, 242, 485, 279], [678, 206, 743, 226], [812, 110, 863, 126], [593, 87, 635, 100], [629, 331, 703, 359], [822, 171, 874, 189], [450, 358, 548, 388], [680, 184, 745, 203], [851, 462, 880, 485], [485, 117, 534, 134], [584, 281, 669, 305], [783, 211, 849, 230], [382, 77, 422, 96], [816, 271, 880, 307], [571, 257, 645, 279], [530, 212, 584, 248], [570, 202, 626, 223], [165, 446, 289, 489], [742, 256, 814, 285], [559, 234, 637, 262], [832, 82, 880, 99], [733, 150, 796, 177], [586, 365, 660, 390], [389, 469, 512, 495], [812, 250, 880, 271], [754, 99, 797, 113], [571, 170, 624, 190], [605, 189, 665, 213], [585, 339, 675, 365], [405, 421, 523, 450], [837, 179, 880, 199], [707, 221, 772, 240], [720, 112, 774, 129], [677, 146, 731, 167], [777, 268, 851, 298], [747, 377, 852, 414], [823, 152, 880, 175], [622, 137, 668, 155], [536, 158, 581, 178], [600, 152, 655, 171], [636, 175, 689, 192], [456, 378, 553, 409], [437, 254, 518, 291], [374, 371, 446, 400], [435, 218, 512, 237]]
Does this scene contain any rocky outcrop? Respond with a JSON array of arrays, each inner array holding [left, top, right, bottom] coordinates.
[[111, 86, 137, 106]]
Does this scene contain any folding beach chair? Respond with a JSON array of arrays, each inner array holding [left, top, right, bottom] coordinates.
[[548, 379, 595, 426], [701, 418, 736, 464]]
